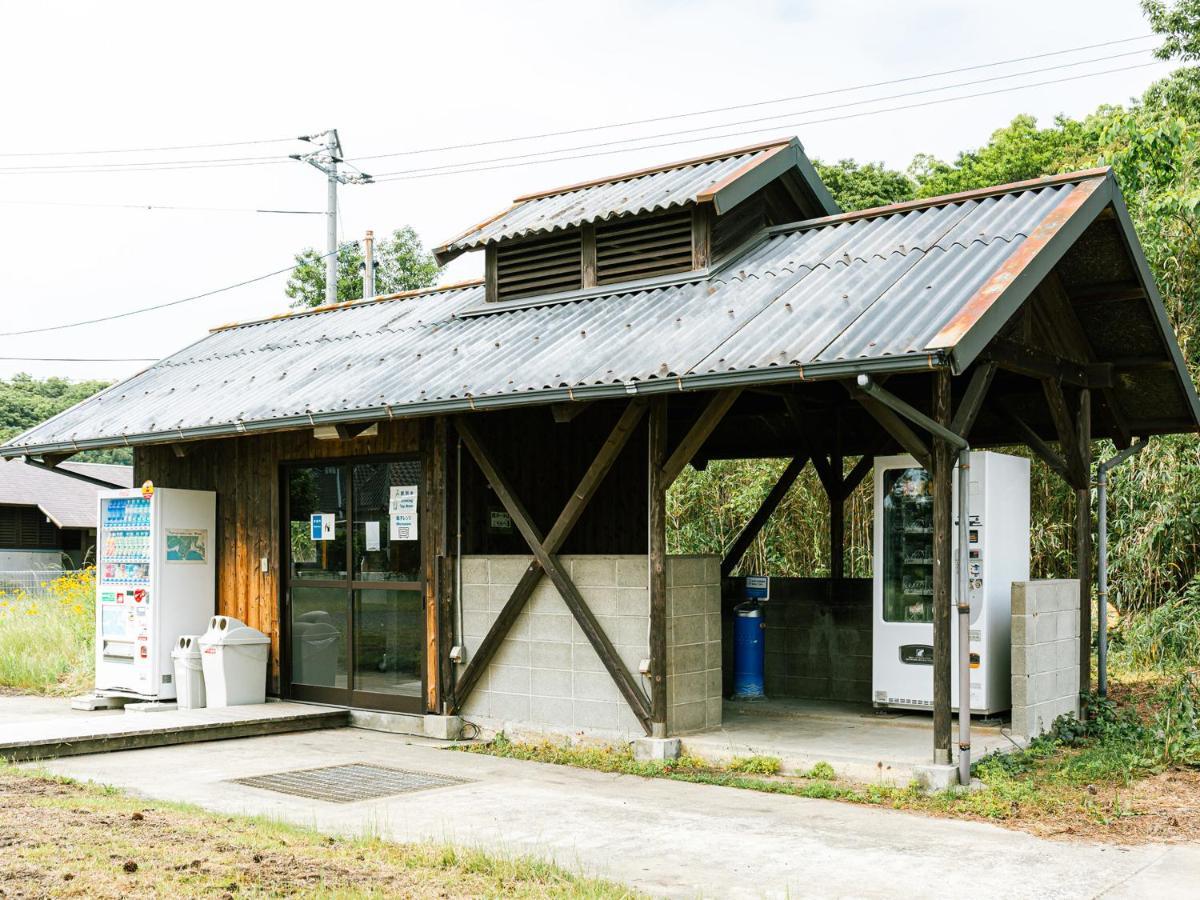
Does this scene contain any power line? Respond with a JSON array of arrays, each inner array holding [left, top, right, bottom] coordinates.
[[0, 245, 348, 337], [0, 136, 300, 159], [0, 199, 324, 214], [0, 356, 159, 362], [370, 49, 1155, 180], [374, 60, 1164, 183], [349, 34, 1157, 163], [0, 155, 290, 176]]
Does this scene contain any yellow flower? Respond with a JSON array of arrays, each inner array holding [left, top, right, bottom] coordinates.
[[72, 604, 84, 615], [26, 605, 38, 615]]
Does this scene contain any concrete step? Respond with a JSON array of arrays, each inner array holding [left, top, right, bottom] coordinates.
[[0, 701, 348, 763]]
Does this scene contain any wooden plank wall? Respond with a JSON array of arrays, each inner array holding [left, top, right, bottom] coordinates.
[[134, 420, 421, 694]]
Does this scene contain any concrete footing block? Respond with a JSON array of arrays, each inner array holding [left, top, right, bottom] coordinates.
[[913, 763, 960, 793], [633, 737, 681, 762], [71, 694, 129, 711], [423, 714, 464, 740], [123, 701, 178, 714]]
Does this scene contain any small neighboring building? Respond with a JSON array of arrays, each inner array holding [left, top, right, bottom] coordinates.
[[0, 459, 131, 570]]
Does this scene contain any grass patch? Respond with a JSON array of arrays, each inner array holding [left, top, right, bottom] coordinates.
[[0, 764, 635, 898], [461, 675, 1200, 843], [0, 568, 94, 695]]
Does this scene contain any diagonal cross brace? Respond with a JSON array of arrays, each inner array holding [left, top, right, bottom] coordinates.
[[454, 409, 653, 732]]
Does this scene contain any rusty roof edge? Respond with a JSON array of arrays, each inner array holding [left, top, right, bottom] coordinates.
[[0, 353, 939, 459], [511, 136, 796, 202], [926, 174, 1113, 368], [767, 168, 1112, 237]]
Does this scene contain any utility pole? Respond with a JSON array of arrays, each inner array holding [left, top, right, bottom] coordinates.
[[363, 230, 376, 299], [292, 129, 372, 306]]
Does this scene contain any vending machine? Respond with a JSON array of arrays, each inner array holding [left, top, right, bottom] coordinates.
[[95, 485, 216, 700], [871, 452, 1029, 715]]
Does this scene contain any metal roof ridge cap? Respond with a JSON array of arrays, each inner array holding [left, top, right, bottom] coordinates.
[[509, 136, 796, 203], [763, 167, 1113, 237], [208, 279, 484, 332]]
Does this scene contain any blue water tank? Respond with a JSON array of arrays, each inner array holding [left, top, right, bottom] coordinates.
[[732, 601, 766, 699]]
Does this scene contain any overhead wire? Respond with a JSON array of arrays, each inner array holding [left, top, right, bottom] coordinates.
[[348, 34, 1158, 162], [0, 245, 349, 337], [368, 49, 1156, 179], [0, 136, 302, 159], [372, 60, 1164, 182], [0, 199, 324, 214], [0, 356, 159, 363]]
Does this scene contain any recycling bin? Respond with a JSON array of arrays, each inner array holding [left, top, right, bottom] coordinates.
[[292, 613, 340, 687], [199, 615, 270, 707], [171, 635, 206, 709]]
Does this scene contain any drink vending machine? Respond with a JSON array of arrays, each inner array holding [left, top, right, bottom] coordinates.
[[94, 484, 216, 700], [871, 452, 1029, 715]]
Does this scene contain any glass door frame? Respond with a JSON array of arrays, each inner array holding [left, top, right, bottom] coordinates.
[[280, 454, 426, 713]]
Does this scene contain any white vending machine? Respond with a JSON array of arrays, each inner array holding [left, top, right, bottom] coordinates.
[[871, 452, 1029, 715], [95, 486, 216, 700]]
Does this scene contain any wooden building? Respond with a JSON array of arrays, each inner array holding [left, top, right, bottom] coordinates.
[[5, 137, 1198, 768]]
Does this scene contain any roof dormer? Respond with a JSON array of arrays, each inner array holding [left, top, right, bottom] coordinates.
[[434, 137, 839, 307]]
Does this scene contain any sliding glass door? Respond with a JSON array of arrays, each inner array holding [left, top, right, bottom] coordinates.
[[283, 458, 424, 712]]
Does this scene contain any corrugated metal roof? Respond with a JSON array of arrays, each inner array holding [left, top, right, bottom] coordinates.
[[0, 460, 132, 528], [7, 171, 1157, 457], [434, 138, 809, 261]]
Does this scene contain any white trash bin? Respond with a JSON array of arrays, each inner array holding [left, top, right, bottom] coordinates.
[[171, 635, 206, 709], [199, 615, 270, 707]]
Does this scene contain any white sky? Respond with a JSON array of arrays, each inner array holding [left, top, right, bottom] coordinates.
[[0, 0, 1174, 382]]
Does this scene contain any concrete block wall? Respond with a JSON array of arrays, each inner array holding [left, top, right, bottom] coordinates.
[[1010, 579, 1081, 739], [458, 554, 721, 739], [723, 578, 872, 703], [666, 555, 723, 734]]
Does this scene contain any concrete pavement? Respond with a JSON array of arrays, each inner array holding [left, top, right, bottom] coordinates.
[[22, 726, 1200, 899]]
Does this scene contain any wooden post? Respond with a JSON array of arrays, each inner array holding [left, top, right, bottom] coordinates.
[[1076, 388, 1093, 696], [649, 398, 669, 737], [931, 370, 953, 764], [829, 420, 845, 579], [424, 417, 448, 713]]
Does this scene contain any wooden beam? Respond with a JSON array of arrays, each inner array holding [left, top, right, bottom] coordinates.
[[841, 453, 874, 497], [581, 223, 597, 289], [782, 395, 839, 497], [829, 416, 845, 580], [720, 455, 808, 578], [986, 337, 1111, 389], [1068, 284, 1146, 305], [660, 388, 742, 486], [453, 409, 652, 729], [691, 205, 711, 270], [1041, 378, 1087, 489], [1002, 406, 1071, 481], [1076, 388, 1093, 698], [853, 391, 932, 472], [950, 362, 997, 439], [484, 244, 499, 303], [649, 398, 668, 734], [932, 370, 953, 764]]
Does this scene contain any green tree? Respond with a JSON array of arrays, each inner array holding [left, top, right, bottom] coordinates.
[[285, 226, 440, 308], [1144, 0, 1200, 62], [0, 375, 130, 464], [813, 159, 915, 211]]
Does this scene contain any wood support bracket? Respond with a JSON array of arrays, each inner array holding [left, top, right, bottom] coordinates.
[[660, 389, 742, 487]]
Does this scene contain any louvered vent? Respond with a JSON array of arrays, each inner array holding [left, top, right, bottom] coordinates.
[[596, 210, 694, 285], [495, 230, 583, 302]]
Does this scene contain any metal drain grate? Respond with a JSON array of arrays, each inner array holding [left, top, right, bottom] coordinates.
[[231, 763, 470, 803]]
